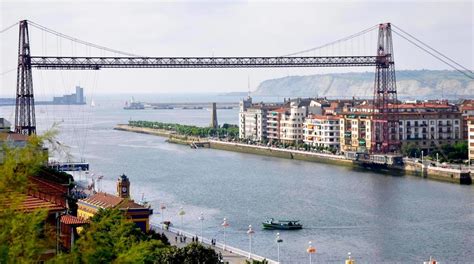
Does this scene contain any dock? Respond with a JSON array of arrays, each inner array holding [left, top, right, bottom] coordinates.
[[190, 141, 210, 149]]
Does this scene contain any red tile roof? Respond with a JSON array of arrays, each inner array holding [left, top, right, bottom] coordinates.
[[118, 200, 150, 210], [14, 194, 65, 212], [0, 132, 29, 141], [80, 192, 123, 209], [307, 114, 341, 120], [61, 214, 89, 225], [272, 108, 289, 114]]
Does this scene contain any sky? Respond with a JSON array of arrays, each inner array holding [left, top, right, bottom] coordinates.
[[0, 0, 472, 96]]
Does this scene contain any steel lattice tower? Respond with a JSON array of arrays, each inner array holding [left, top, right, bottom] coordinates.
[[371, 23, 399, 153], [15, 20, 36, 135]]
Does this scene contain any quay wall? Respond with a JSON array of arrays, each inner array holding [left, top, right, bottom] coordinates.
[[114, 124, 472, 184], [114, 124, 171, 137], [209, 140, 353, 167]]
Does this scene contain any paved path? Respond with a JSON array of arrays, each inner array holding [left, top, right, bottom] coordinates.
[[159, 228, 251, 264]]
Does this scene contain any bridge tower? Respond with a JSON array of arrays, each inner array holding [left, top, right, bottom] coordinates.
[[371, 23, 399, 154], [15, 20, 36, 135]]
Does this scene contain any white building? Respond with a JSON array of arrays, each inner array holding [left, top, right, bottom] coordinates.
[[239, 96, 280, 141], [240, 107, 268, 141], [280, 102, 306, 144], [304, 115, 341, 149]]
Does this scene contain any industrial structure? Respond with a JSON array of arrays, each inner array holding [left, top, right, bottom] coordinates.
[[210, 102, 218, 129], [14, 20, 399, 155]]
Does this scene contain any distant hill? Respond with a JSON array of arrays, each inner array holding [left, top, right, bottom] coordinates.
[[253, 70, 474, 99]]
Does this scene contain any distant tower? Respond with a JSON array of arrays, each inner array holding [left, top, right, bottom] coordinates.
[[75, 86, 85, 104], [117, 174, 130, 198], [210, 102, 218, 128]]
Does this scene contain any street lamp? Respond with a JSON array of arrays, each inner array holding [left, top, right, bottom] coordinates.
[[421, 150, 425, 176], [247, 225, 255, 259], [178, 206, 185, 230], [276, 232, 283, 263], [160, 203, 166, 229], [307, 241, 316, 264], [198, 212, 204, 242], [221, 218, 229, 250], [346, 252, 355, 264]]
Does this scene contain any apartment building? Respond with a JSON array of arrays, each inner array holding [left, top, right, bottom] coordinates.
[[303, 115, 340, 149], [267, 108, 285, 143], [339, 112, 372, 153], [397, 101, 462, 152], [468, 117, 474, 166], [460, 99, 474, 140], [280, 102, 307, 144], [239, 96, 281, 141]]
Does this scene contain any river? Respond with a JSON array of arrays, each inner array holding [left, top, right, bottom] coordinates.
[[1, 94, 473, 263]]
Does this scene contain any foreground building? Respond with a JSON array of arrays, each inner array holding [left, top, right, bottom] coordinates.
[[303, 115, 341, 149], [77, 174, 153, 232]]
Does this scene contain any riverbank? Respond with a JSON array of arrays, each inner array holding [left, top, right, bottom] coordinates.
[[114, 124, 472, 185]]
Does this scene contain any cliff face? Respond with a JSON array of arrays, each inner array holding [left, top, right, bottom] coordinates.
[[253, 70, 474, 99]]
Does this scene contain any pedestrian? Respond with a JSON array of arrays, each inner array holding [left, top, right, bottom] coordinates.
[[192, 237, 194, 243], [180, 236, 183, 243], [184, 236, 187, 243], [175, 236, 177, 244]]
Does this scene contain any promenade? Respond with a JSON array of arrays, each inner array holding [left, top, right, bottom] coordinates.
[[152, 225, 277, 264]]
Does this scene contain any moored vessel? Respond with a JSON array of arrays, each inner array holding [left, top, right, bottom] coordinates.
[[262, 218, 302, 230]]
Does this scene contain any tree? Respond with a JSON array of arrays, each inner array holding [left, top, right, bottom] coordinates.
[[401, 142, 421, 158], [69, 209, 149, 263], [246, 259, 268, 264], [161, 243, 220, 264], [0, 131, 58, 263]]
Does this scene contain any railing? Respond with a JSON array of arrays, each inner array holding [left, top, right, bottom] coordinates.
[[151, 224, 277, 263]]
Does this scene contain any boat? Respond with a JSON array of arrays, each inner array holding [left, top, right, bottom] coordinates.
[[262, 219, 302, 230], [124, 97, 145, 110]]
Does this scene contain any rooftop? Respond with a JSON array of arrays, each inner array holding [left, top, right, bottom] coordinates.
[[307, 114, 341, 120], [79, 192, 150, 210], [0, 132, 29, 142], [80, 192, 124, 209], [61, 214, 90, 225]]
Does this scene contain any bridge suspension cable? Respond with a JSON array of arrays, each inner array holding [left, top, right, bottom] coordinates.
[[391, 25, 473, 79], [392, 24, 473, 75], [0, 22, 19, 34], [281, 24, 378, 57], [27, 20, 141, 57]]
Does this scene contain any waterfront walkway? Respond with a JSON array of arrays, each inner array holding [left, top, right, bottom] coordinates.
[[152, 225, 276, 264]]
